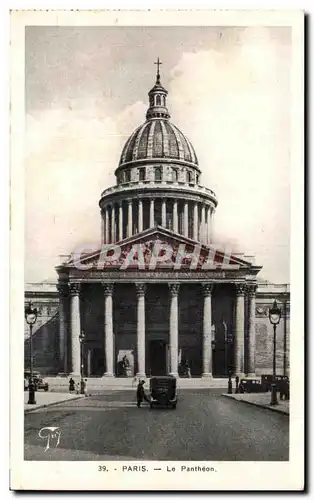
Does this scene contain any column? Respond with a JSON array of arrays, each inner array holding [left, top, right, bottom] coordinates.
[[150, 199, 155, 228], [169, 284, 180, 377], [138, 199, 143, 232], [183, 201, 189, 238], [119, 202, 123, 241], [193, 202, 198, 240], [69, 283, 81, 377], [111, 204, 116, 243], [136, 283, 146, 377], [209, 208, 213, 244], [105, 208, 109, 244], [57, 283, 68, 374], [87, 349, 92, 377], [127, 200, 133, 238], [205, 207, 210, 245], [247, 285, 257, 376], [201, 205, 206, 243], [161, 199, 166, 227], [202, 284, 213, 377], [235, 284, 246, 376], [103, 283, 114, 376], [173, 200, 178, 233], [101, 211, 105, 245]]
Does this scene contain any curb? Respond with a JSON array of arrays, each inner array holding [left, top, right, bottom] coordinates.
[[221, 394, 289, 416], [24, 395, 84, 414]]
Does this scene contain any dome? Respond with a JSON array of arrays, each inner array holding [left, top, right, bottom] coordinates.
[[119, 119, 198, 167]]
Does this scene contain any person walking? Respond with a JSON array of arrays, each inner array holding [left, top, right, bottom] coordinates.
[[69, 377, 75, 392], [136, 380, 148, 408]]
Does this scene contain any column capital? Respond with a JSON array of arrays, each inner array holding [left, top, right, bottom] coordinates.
[[102, 282, 114, 296], [69, 283, 81, 296], [57, 282, 69, 297], [135, 283, 146, 297], [247, 284, 257, 297], [169, 283, 180, 296], [235, 283, 247, 296], [202, 283, 214, 296]]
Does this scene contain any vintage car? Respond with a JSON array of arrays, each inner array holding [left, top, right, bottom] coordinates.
[[239, 378, 263, 393], [149, 376, 177, 409], [24, 371, 49, 392]]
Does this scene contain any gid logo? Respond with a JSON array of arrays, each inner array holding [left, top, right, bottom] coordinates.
[[38, 427, 61, 451]]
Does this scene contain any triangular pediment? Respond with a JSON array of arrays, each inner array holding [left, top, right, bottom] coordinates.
[[62, 226, 260, 273]]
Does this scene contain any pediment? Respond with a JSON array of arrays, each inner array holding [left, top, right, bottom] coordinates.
[[62, 227, 260, 274]]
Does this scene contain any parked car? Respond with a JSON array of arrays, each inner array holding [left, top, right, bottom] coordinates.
[[239, 378, 264, 393], [24, 371, 49, 392]]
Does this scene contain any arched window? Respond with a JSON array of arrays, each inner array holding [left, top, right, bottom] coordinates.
[[124, 170, 131, 182], [163, 95, 166, 106], [155, 167, 162, 182], [196, 174, 199, 184], [172, 168, 178, 182], [156, 95, 161, 106], [186, 170, 192, 183]]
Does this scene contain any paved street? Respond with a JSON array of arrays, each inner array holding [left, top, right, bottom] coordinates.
[[24, 390, 289, 461]]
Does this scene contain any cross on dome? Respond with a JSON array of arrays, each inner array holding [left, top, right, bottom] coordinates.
[[154, 57, 162, 83]]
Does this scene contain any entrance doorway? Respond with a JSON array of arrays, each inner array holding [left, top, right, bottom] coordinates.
[[149, 340, 167, 376]]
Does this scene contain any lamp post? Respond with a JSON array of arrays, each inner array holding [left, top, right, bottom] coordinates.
[[269, 300, 281, 405], [79, 331, 85, 395], [25, 302, 38, 405]]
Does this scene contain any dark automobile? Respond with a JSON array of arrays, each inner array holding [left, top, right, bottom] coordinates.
[[149, 376, 177, 409], [239, 378, 263, 393], [24, 371, 49, 392]]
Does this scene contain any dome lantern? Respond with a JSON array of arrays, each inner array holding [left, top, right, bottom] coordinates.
[[146, 58, 170, 120]]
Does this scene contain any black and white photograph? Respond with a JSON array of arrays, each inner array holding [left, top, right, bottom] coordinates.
[[10, 9, 304, 491]]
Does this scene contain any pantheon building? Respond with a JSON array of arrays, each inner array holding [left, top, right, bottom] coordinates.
[[25, 66, 290, 380]]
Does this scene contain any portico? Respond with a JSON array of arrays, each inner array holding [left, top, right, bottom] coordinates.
[[57, 229, 259, 379]]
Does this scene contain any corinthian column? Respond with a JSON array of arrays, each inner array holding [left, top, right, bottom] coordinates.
[[193, 202, 198, 241], [183, 201, 189, 238], [235, 284, 246, 376], [201, 205, 206, 243], [57, 283, 68, 374], [127, 200, 133, 238], [169, 284, 180, 377], [69, 283, 81, 377], [173, 200, 178, 233], [119, 202, 123, 241], [111, 204, 116, 243], [102, 283, 114, 376], [161, 199, 166, 227], [135, 283, 146, 378], [138, 200, 143, 232], [202, 284, 213, 377], [150, 199, 155, 228], [247, 284, 257, 376], [105, 208, 109, 244]]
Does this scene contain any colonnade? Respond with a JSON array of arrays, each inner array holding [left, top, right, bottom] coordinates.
[[101, 198, 214, 245], [58, 282, 257, 378]]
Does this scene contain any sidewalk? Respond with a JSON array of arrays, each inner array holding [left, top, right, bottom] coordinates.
[[24, 391, 84, 413], [222, 393, 289, 415]]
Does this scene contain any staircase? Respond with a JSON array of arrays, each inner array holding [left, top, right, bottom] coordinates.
[[46, 376, 229, 391]]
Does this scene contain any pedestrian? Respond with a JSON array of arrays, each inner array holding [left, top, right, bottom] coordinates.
[[69, 377, 75, 392], [84, 378, 88, 397], [136, 380, 148, 408], [76, 381, 80, 394]]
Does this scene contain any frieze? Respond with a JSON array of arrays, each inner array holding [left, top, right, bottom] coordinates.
[[69, 270, 232, 281]]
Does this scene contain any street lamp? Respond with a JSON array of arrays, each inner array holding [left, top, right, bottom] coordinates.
[[25, 302, 38, 404], [79, 331, 85, 394], [269, 300, 281, 405]]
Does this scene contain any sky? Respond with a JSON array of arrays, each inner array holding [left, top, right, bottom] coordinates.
[[25, 25, 291, 284]]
